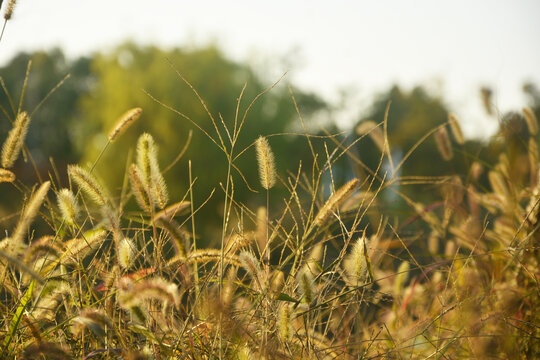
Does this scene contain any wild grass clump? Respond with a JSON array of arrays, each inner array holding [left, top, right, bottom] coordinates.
[[0, 67, 538, 360]]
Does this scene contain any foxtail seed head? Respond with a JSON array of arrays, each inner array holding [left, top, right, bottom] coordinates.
[[394, 261, 410, 295], [0, 168, 15, 183], [345, 235, 369, 286], [313, 178, 360, 227], [129, 164, 151, 212], [435, 126, 453, 161], [523, 106, 538, 135], [1, 111, 30, 168], [239, 251, 261, 282], [68, 165, 108, 206], [278, 304, 293, 340], [255, 136, 276, 190], [118, 237, 135, 269], [448, 113, 464, 145], [297, 268, 315, 304], [136, 133, 168, 208], [488, 170, 509, 199], [108, 107, 142, 142], [57, 188, 79, 226], [270, 270, 285, 298], [12, 181, 50, 244], [3, 0, 16, 20]]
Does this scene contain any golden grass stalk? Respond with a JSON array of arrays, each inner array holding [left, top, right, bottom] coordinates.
[[73, 309, 111, 339], [23, 235, 61, 262], [225, 232, 254, 254], [435, 126, 453, 161], [63, 228, 107, 260], [136, 133, 168, 208], [523, 106, 538, 135], [394, 261, 410, 295], [304, 242, 323, 275], [120, 277, 180, 308], [68, 164, 108, 206], [480, 87, 493, 115], [108, 107, 142, 142], [118, 237, 135, 269], [345, 235, 368, 286], [313, 178, 360, 227], [221, 267, 237, 309], [1, 111, 30, 168], [0, 168, 15, 182], [57, 188, 79, 226], [3, 0, 16, 20], [470, 161, 483, 181], [153, 201, 191, 221], [529, 138, 538, 185], [270, 269, 285, 298], [22, 343, 71, 360], [448, 113, 465, 145], [278, 303, 293, 341], [154, 217, 187, 258], [168, 249, 241, 267], [255, 206, 267, 255], [255, 136, 276, 189], [129, 163, 151, 212], [488, 170, 509, 199], [297, 268, 315, 304], [239, 250, 261, 281], [11, 181, 50, 245]]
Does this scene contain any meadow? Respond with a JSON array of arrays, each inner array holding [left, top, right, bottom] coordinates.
[[0, 3, 539, 359]]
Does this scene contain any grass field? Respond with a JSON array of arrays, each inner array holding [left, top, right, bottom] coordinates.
[[1, 71, 539, 359]]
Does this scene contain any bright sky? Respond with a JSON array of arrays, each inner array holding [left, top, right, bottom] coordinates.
[[1, 0, 539, 138]]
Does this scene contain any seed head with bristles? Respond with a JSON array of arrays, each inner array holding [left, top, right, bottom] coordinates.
[[239, 250, 261, 282], [136, 133, 168, 208], [0, 168, 15, 183], [278, 304, 293, 340], [129, 164, 151, 212], [57, 188, 79, 226], [255, 136, 276, 189], [523, 107, 538, 135], [1, 111, 30, 168], [394, 261, 410, 295], [297, 268, 315, 304], [11, 181, 50, 245], [68, 165, 108, 206], [345, 235, 369, 286], [313, 178, 360, 227], [63, 228, 108, 260], [120, 277, 180, 308], [108, 107, 142, 142], [448, 113, 465, 145], [3, 0, 16, 20], [488, 171, 509, 199], [435, 126, 453, 161], [118, 237, 136, 269], [270, 269, 285, 298]]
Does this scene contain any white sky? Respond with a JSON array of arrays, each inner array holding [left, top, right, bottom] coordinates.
[[1, 0, 539, 138]]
